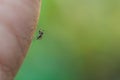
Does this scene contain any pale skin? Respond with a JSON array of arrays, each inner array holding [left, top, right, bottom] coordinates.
[[0, 0, 41, 80]]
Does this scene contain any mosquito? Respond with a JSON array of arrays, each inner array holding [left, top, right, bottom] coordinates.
[[36, 29, 44, 40]]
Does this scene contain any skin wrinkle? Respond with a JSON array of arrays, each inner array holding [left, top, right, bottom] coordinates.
[[0, 0, 40, 79], [0, 27, 17, 78], [0, 0, 40, 40], [7, 23, 25, 56], [5, 10, 40, 77], [0, 20, 25, 75], [0, 0, 40, 56], [6, 28, 25, 76], [9, 0, 40, 48], [0, 25, 23, 77], [0, 16, 25, 58], [0, 63, 14, 79], [5, 0, 40, 60]]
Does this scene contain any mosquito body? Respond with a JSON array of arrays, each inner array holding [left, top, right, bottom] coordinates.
[[37, 29, 44, 40]]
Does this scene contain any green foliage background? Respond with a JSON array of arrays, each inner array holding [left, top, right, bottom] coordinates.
[[15, 0, 120, 80]]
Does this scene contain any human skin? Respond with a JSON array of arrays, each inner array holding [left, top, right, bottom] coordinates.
[[0, 0, 41, 80]]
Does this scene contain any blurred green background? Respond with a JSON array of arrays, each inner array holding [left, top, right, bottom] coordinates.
[[15, 0, 120, 80]]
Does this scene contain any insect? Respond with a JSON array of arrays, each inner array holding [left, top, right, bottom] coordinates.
[[36, 29, 44, 40]]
